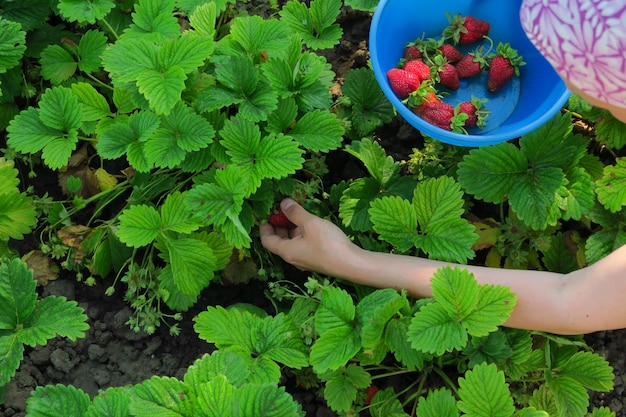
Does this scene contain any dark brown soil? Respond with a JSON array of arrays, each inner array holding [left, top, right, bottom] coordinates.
[[1, 7, 625, 417]]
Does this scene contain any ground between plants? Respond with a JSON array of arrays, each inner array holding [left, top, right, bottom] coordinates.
[[1, 7, 625, 417]]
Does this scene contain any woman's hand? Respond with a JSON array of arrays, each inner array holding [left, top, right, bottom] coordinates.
[[259, 198, 361, 277]]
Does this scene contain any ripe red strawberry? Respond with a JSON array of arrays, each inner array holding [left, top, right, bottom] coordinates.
[[415, 101, 455, 131], [444, 13, 490, 45], [457, 96, 489, 128], [404, 44, 423, 60], [364, 385, 379, 406], [455, 45, 490, 78], [268, 207, 296, 229], [402, 59, 431, 82], [438, 62, 460, 90], [487, 42, 525, 92], [438, 43, 462, 64], [458, 101, 479, 127], [386, 68, 421, 99]]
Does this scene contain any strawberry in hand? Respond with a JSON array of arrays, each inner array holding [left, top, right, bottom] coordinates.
[[268, 206, 296, 229], [443, 13, 490, 45], [487, 42, 525, 92]]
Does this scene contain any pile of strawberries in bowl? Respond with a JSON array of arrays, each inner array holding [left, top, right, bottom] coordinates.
[[369, 0, 570, 146], [386, 13, 525, 133]]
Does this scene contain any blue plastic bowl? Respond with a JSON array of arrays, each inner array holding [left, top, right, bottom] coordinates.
[[369, 0, 571, 146]]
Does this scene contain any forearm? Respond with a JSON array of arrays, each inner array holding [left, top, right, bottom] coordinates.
[[336, 245, 578, 333]]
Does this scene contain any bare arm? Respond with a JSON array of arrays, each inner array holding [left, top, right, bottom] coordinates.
[[260, 199, 626, 335]]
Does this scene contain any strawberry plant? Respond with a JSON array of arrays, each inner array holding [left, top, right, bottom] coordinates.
[[18, 266, 615, 416], [2, 0, 626, 415], [23, 350, 305, 416], [2, 0, 349, 334], [0, 159, 37, 257], [0, 258, 88, 387]]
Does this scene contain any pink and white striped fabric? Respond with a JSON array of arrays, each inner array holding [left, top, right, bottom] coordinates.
[[520, 0, 626, 108]]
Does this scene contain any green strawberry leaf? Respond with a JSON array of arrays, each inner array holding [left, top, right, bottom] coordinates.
[[129, 376, 189, 416], [345, 138, 400, 186], [545, 374, 589, 417], [117, 204, 161, 247], [595, 113, 626, 149], [39, 87, 83, 131], [158, 237, 216, 296], [412, 176, 477, 263], [0, 17, 27, 74], [369, 196, 418, 252], [555, 351, 614, 392], [228, 15, 291, 57], [462, 285, 516, 337], [280, 0, 343, 50], [126, 0, 179, 42], [71, 82, 111, 122], [457, 363, 515, 417], [431, 266, 479, 319], [77, 29, 108, 73], [102, 37, 158, 86], [339, 177, 382, 232], [324, 365, 371, 413], [343, 68, 395, 136], [86, 387, 133, 417], [0, 190, 38, 241], [184, 351, 250, 393], [385, 317, 427, 370], [136, 66, 187, 116], [146, 103, 215, 168], [416, 388, 459, 417], [0, 259, 37, 330], [289, 109, 345, 153], [408, 302, 468, 355], [98, 111, 161, 160], [310, 287, 360, 372], [40, 45, 78, 85], [220, 116, 304, 196], [57, 0, 115, 23], [0, 334, 24, 385], [0, 1, 51, 31], [18, 296, 89, 346], [6, 108, 61, 155], [26, 385, 91, 417], [596, 157, 626, 213], [458, 142, 527, 204]]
